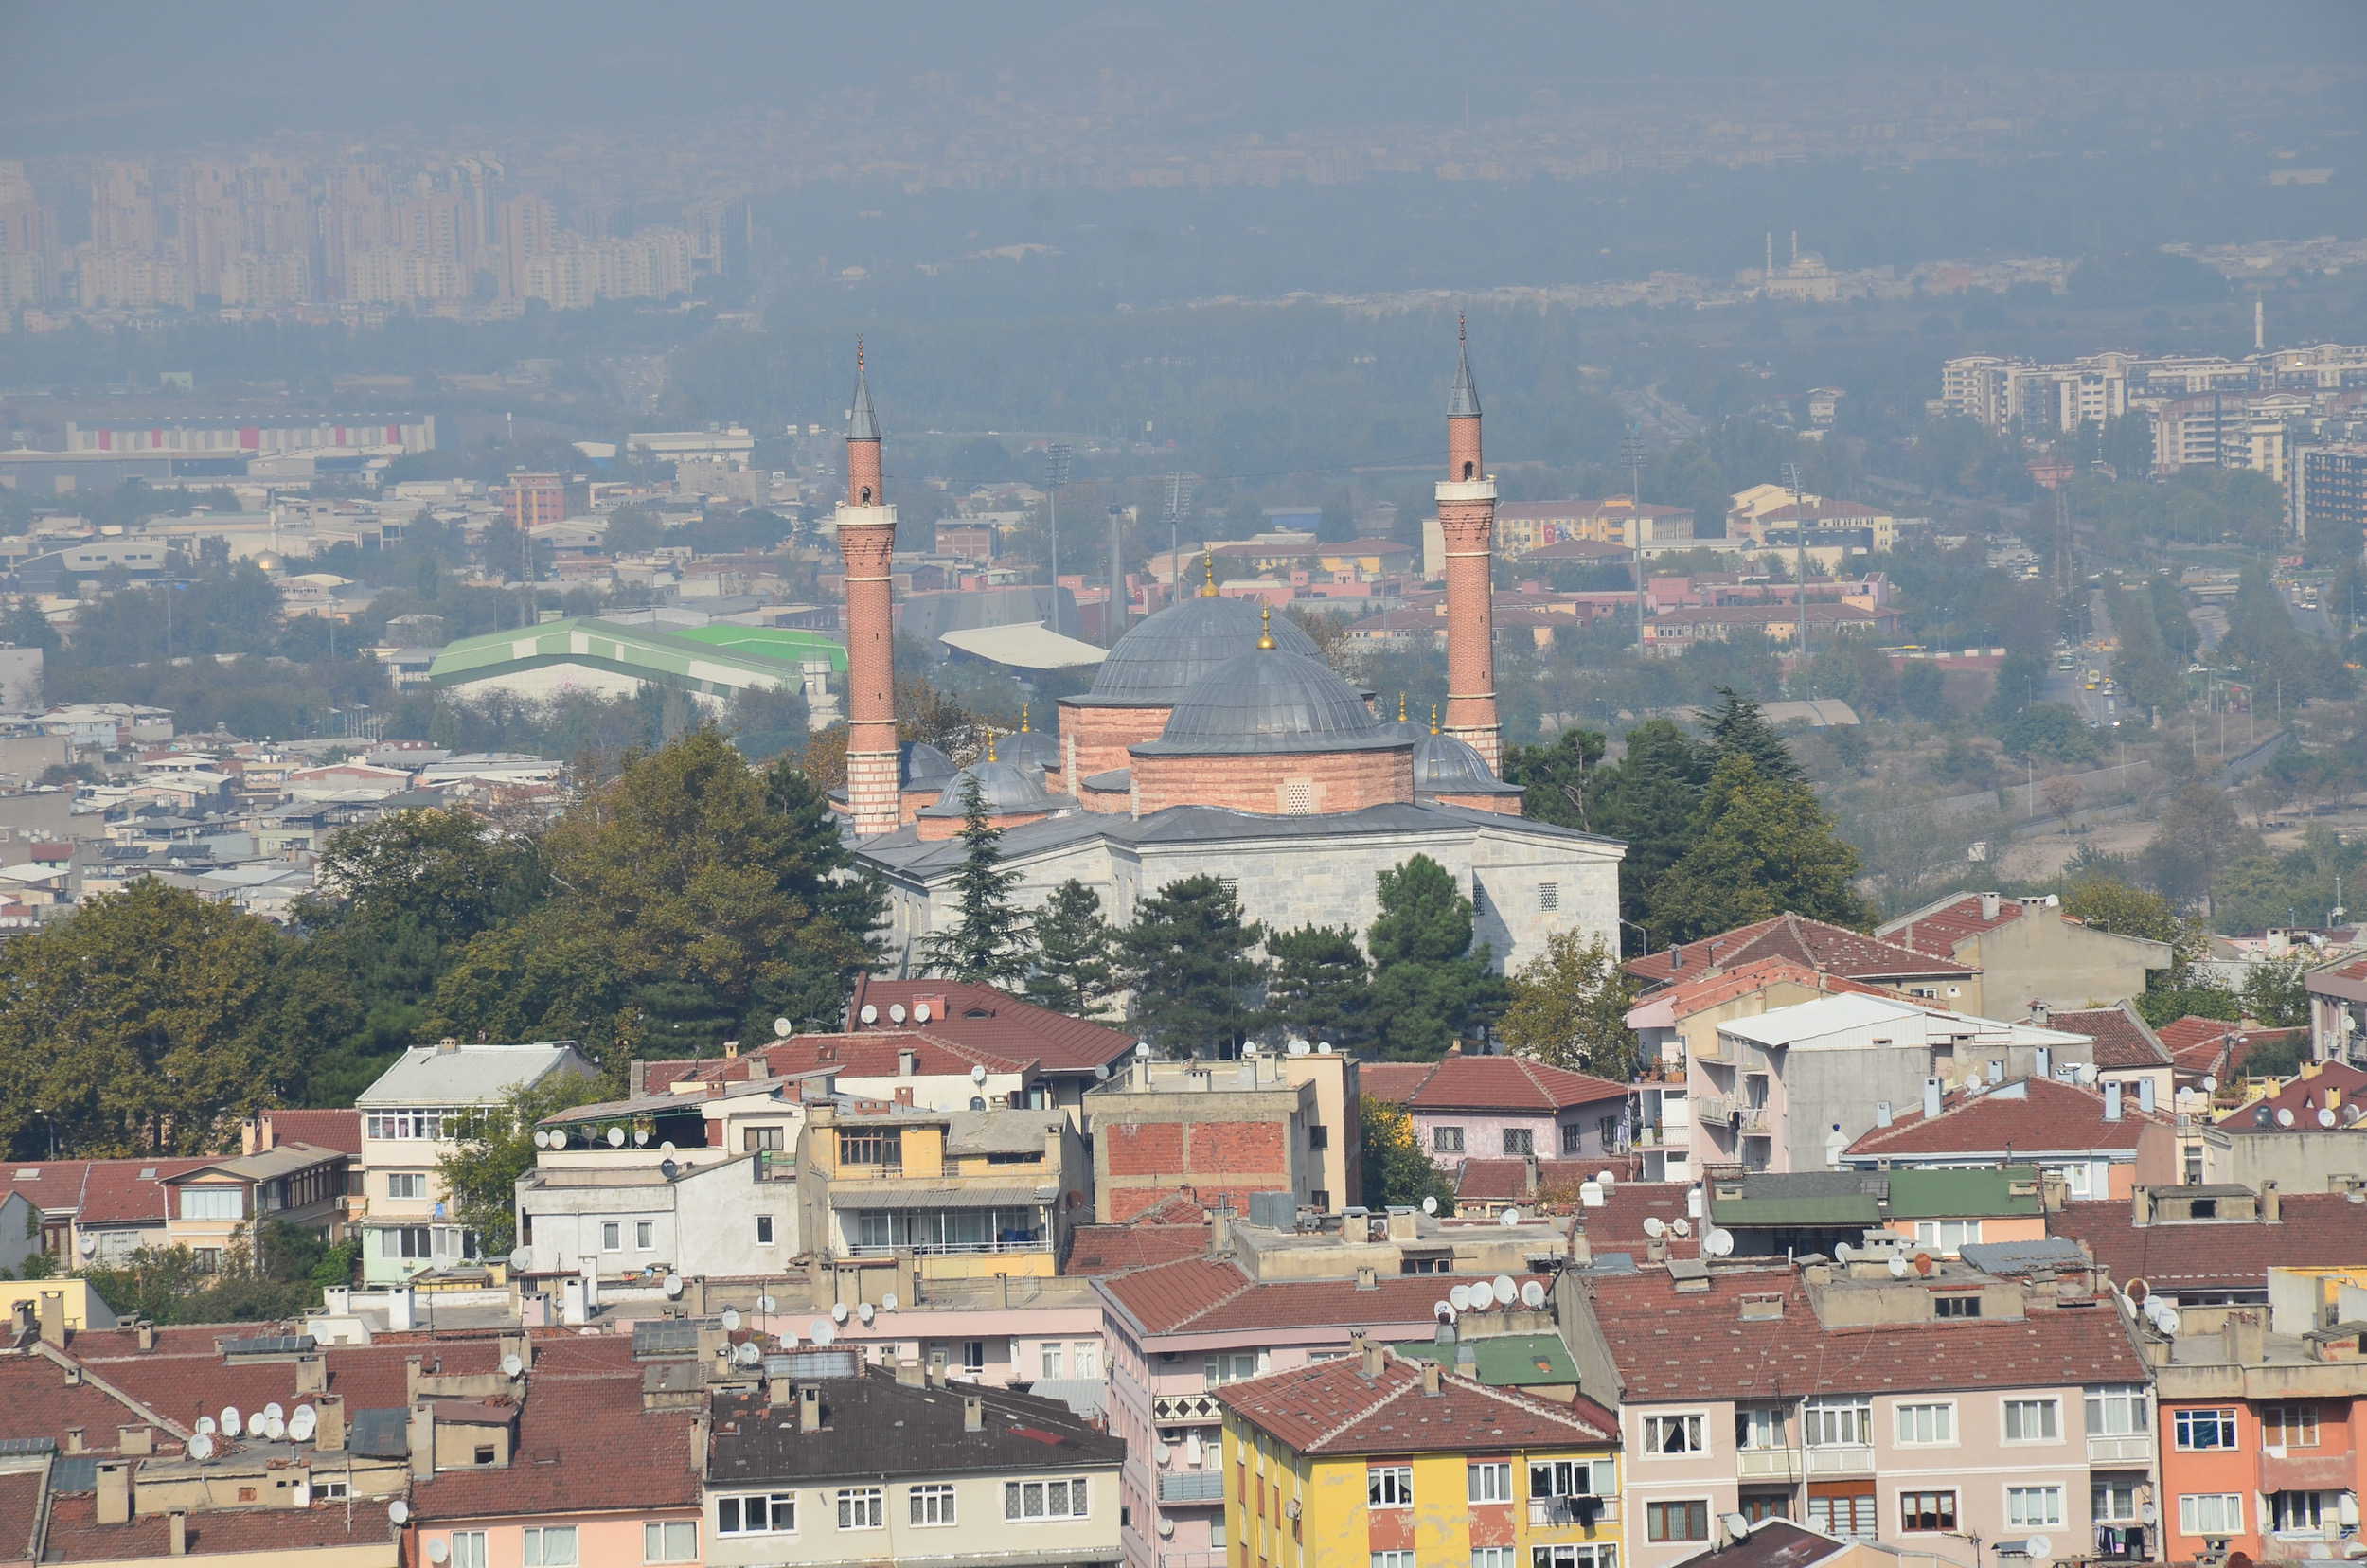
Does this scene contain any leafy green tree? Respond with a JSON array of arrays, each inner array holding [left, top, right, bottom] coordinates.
[[1896, 660, 1949, 722], [0, 882, 305, 1157], [2133, 986, 2243, 1030], [436, 1073, 605, 1257], [1358, 1098, 1451, 1213], [1701, 686, 1805, 784], [2061, 875, 2187, 948], [1366, 855, 1507, 1060], [1119, 875, 1267, 1056], [2240, 955, 2312, 1030], [1983, 651, 2048, 732], [1263, 924, 1373, 1051], [603, 506, 664, 554], [312, 808, 547, 935], [80, 1229, 329, 1326], [724, 685, 811, 763], [1647, 754, 1868, 943], [1498, 934, 1638, 1079], [1023, 880, 1122, 1019], [1503, 727, 1608, 829], [2140, 784, 2252, 910], [917, 774, 1031, 986], [2000, 703, 2099, 764]]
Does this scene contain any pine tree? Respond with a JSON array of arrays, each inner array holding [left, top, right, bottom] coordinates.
[[917, 773, 1031, 986], [1366, 855, 1508, 1060], [1647, 753, 1868, 944], [1702, 686, 1806, 784], [1118, 875, 1267, 1056], [1584, 720, 1711, 927], [1263, 924, 1372, 1050], [1023, 879, 1120, 1019]]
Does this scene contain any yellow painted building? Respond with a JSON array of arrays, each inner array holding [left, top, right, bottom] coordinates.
[[1219, 1338, 1625, 1568], [807, 1099, 1085, 1281]]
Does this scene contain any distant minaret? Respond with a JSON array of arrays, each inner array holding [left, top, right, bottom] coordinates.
[[1437, 316, 1501, 770], [835, 342, 900, 837], [2254, 296, 2266, 353]]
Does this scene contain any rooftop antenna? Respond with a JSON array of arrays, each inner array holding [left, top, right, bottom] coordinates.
[[1781, 459, 1808, 657], [1704, 1228, 1735, 1258], [734, 1341, 762, 1367], [773, 1016, 792, 1039], [721, 1307, 741, 1331], [187, 1433, 216, 1462], [1622, 427, 1647, 652], [1420, 1195, 1438, 1215], [220, 1406, 242, 1438], [1044, 440, 1074, 635]]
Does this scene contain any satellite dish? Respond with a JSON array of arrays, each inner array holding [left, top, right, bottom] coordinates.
[[1500, 1206, 1521, 1226], [1578, 1181, 1604, 1208], [831, 1302, 849, 1323], [188, 1433, 215, 1461], [220, 1407, 242, 1437], [607, 1126, 627, 1147], [809, 1318, 832, 1343], [1704, 1229, 1735, 1258], [859, 1004, 878, 1024], [971, 1063, 988, 1083], [813, 1320, 837, 1346], [1643, 1217, 1665, 1238], [531, 1129, 550, 1149], [507, 1247, 531, 1271], [1889, 1256, 1910, 1278], [2323, 1107, 2340, 1127], [735, 1341, 762, 1366], [1723, 1515, 1753, 1541], [757, 1294, 777, 1313], [2026, 1538, 2053, 1561], [262, 1402, 284, 1423], [1288, 1039, 1309, 1056], [1520, 1280, 1547, 1308], [1242, 1042, 1260, 1058], [1595, 1169, 1616, 1187], [2277, 1107, 2296, 1127], [858, 1302, 875, 1323], [1491, 1275, 1516, 1306], [428, 1541, 451, 1564], [1434, 1300, 1456, 1323], [1671, 1218, 1692, 1238], [659, 1159, 678, 1180], [500, 1353, 524, 1378], [1420, 1195, 1437, 1215], [773, 1016, 793, 1038], [913, 1003, 933, 1024], [1135, 1042, 1152, 1059], [2202, 1076, 2217, 1092], [881, 1292, 898, 1312], [721, 1307, 742, 1331], [1834, 1241, 1856, 1263], [388, 1501, 411, 1526], [888, 1004, 906, 1024], [663, 1274, 684, 1298], [196, 1417, 216, 1436], [1155, 1442, 1172, 1464], [634, 1127, 650, 1146], [1448, 1284, 1473, 1311]]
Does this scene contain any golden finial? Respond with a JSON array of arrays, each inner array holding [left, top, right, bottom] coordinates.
[[1199, 551, 1219, 597], [1020, 703, 1030, 733], [1397, 691, 1409, 722], [1256, 605, 1277, 650], [986, 734, 999, 763], [855, 336, 864, 372], [1430, 704, 1441, 735], [1457, 310, 1467, 345]]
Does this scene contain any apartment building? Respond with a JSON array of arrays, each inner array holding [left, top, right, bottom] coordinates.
[[1355, 1050, 1628, 1171], [1081, 1049, 1356, 1221], [1843, 1076, 2174, 1203], [1876, 893, 2173, 1018], [2290, 444, 2367, 546], [2050, 1182, 2367, 1310], [840, 975, 1140, 1114]]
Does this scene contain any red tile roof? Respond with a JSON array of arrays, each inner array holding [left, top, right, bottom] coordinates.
[[2156, 1015, 2243, 1077], [646, 1029, 1033, 1088], [412, 1370, 701, 1521], [1401, 1055, 1626, 1114], [0, 1159, 214, 1226], [845, 976, 1137, 1073], [2046, 1004, 2171, 1071], [0, 1470, 40, 1566], [1064, 1200, 1218, 1275], [1356, 1062, 1437, 1104], [1453, 1158, 1646, 1206], [1878, 894, 2031, 957], [2048, 1193, 2367, 1289], [1844, 1076, 2166, 1159], [1585, 1266, 2146, 1401], [1576, 1182, 1697, 1258], [1627, 914, 1975, 989], [1630, 956, 1898, 1026], [2216, 1061, 2367, 1132], [257, 1109, 362, 1159], [1219, 1347, 1616, 1455], [1098, 1257, 1550, 1338], [0, 1358, 171, 1454], [41, 1496, 400, 1561]]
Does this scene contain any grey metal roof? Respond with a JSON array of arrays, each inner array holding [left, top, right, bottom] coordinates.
[[356, 1041, 592, 1107], [1133, 648, 1403, 757], [1077, 594, 1317, 706], [848, 356, 881, 443], [347, 1407, 409, 1458], [995, 728, 1059, 769], [900, 741, 955, 788], [1958, 1238, 2094, 1276], [917, 758, 1057, 817], [1449, 333, 1482, 419], [50, 1455, 98, 1494], [1414, 730, 1520, 793], [826, 1183, 1053, 1210]]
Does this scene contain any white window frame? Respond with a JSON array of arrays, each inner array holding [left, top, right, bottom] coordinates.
[[1532, 1550, 1618, 1568], [2005, 1485, 2065, 1529], [1073, 1340, 1100, 1379], [1895, 1401, 1956, 1447], [1039, 1342, 1064, 1380], [1913, 1219, 1980, 1253], [1529, 1458, 1614, 1498], [2173, 1407, 2238, 1451], [446, 1533, 488, 1568], [1644, 1412, 1707, 1457], [1002, 1477, 1088, 1522], [2269, 1489, 2340, 1537], [1469, 1460, 1512, 1504], [838, 1487, 884, 1531], [2085, 1385, 2148, 1437], [2092, 1479, 2143, 1523], [1804, 1398, 1871, 1449], [634, 1220, 655, 1251], [1369, 1464, 1414, 1507], [599, 1221, 621, 1252], [1735, 1405, 1787, 1451], [523, 1527, 577, 1568], [641, 1522, 696, 1564], [2001, 1397, 2061, 1444], [2178, 1493, 2244, 1536], [1204, 1351, 1260, 1389], [180, 1187, 244, 1221], [1475, 1549, 1517, 1568], [386, 1172, 428, 1200], [909, 1483, 956, 1527], [1372, 1554, 1415, 1568], [715, 1493, 796, 1536]]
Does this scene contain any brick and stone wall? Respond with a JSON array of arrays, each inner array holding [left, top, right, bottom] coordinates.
[[1057, 701, 1171, 790], [1130, 743, 1414, 816]]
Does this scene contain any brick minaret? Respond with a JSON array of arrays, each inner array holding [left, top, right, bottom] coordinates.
[[836, 343, 900, 836], [1436, 316, 1501, 768]]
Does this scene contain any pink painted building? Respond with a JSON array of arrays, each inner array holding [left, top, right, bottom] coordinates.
[[1361, 1051, 1629, 1170]]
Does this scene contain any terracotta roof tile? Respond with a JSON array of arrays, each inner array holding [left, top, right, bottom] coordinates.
[[0, 1159, 215, 1227], [41, 1495, 399, 1561], [1064, 1201, 1218, 1275], [413, 1372, 700, 1520], [2048, 1194, 2367, 1289], [1453, 1158, 1646, 1206], [1219, 1347, 1617, 1454], [0, 1470, 40, 1565], [1627, 914, 1975, 990], [1575, 1182, 1697, 1258], [0, 1358, 168, 1453], [1098, 1257, 1553, 1338], [258, 1109, 363, 1159], [1356, 1062, 1437, 1104], [2216, 1061, 2367, 1132], [2046, 1004, 2171, 1071], [1635, 956, 1899, 1023], [845, 976, 1137, 1074], [1403, 1055, 1626, 1114], [1879, 895, 2034, 957], [1844, 1076, 2165, 1158]]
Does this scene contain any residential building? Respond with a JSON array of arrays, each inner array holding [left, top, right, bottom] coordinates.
[[1646, 602, 1898, 650], [1842, 1076, 2173, 1202], [2050, 1183, 2367, 1310], [2195, 1060, 2367, 1192], [2308, 953, 2367, 1066], [1081, 1048, 1356, 1221], [1876, 893, 2173, 1018], [155, 1143, 351, 1268], [0, 1157, 217, 1265], [840, 975, 1139, 1114], [1353, 1049, 1628, 1170], [1435, 496, 1694, 572], [354, 1038, 596, 1284], [2291, 442, 2367, 546], [2042, 1005, 2176, 1108], [645, 1031, 1049, 1116], [1661, 1518, 1961, 1568], [1216, 1338, 1625, 1568], [1563, 1249, 2158, 1568], [1699, 1166, 2052, 1261], [1626, 917, 1978, 1006]]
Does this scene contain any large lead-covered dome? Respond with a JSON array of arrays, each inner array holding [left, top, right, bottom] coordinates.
[[1078, 594, 1319, 706], [1136, 648, 1402, 756], [918, 757, 1055, 816]]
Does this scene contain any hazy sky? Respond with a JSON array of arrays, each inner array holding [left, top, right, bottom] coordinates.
[[6, 0, 2363, 151]]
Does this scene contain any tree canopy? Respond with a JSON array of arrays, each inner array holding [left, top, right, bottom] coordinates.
[[1498, 933, 1639, 1079], [1366, 855, 1507, 1060], [917, 773, 1030, 986], [1118, 875, 1267, 1056], [1648, 753, 1868, 943]]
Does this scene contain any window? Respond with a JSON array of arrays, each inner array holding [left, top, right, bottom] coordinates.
[[1735, 1406, 1787, 1451], [1808, 1491, 1877, 1541], [1532, 1550, 1617, 1568], [2263, 1403, 2320, 1448], [2270, 1491, 2339, 1536], [1537, 882, 1559, 912], [1374, 1554, 1415, 1568], [838, 1487, 884, 1530], [1899, 1492, 1957, 1533], [1311, 1189, 1330, 1209], [1529, 1459, 1614, 1498], [1040, 1342, 1064, 1380], [1073, 1340, 1100, 1380], [2002, 1399, 2060, 1443], [742, 1126, 782, 1152], [837, 1129, 902, 1170], [181, 1187, 243, 1221], [472, 1446, 495, 1466], [385, 1226, 431, 1259], [2046, 1161, 2094, 1199], [1369, 1466, 1413, 1507], [1562, 1123, 1586, 1155], [1932, 1293, 1983, 1319], [446, 1534, 487, 1568], [2179, 1494, 2244, 1536], [1647, 1501, 1710, 1542], [2006, 1487, 2065, 1528], [1503, 1128, 1535, 1155], [1308, 1124, 1329, 1150], [1739, 1494, 1790, 1524], [1204, 1352, 1260, 1388], [1645, 1414, 1704, 1455], [1433, 1126, 1466, 1153], [1469, 1461, 1512, 1504], [1895, 1402, 1955, 1446], [909, 1484, 956, 1526], [599, 1221, 621, 1252], [635, 1221, 654, 1250], [2086, 1386, 2148, 1436], [386, 1173, 428, 1200], [523, 1528, 577, 1567], [962, 1339, 986, 1377], [1476, 1550, 1516, 1568], [754, 1214, 774, 1245], [2174, 1408, 2238, 1450], [1913, 1220, 1979, 1253], [1003, 1478, 1088, 1521], [313, 1480, 349, 1502], [642, 1523, 696, 1563], [716, 1493, 795, 1535], [2092, 1480, 2142, 1523], [1804, 1399, 1871, 1448]]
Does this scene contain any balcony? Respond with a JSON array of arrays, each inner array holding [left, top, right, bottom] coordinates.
[[2086, 1434, 2154, 1465], [1158, 1470, 1225, 1504], [842, 1235, 1047, 1258], [1694, 1096, 1768, 1133], [1529, 1498, 1620, 1529], [1805, 1445, 1875, 1476], [1737, 1450, 1803, 1482]]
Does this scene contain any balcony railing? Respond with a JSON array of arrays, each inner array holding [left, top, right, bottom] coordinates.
[[2086, 1434, 2153, 1464], [842, 1235, 1046, 1258], [1157, 1471, 1225, 1504], [1529, 1498, 1620, 1529], [1736, 1449, 1803, 1481], [1805, 1444, 1875, 1476], [1694, 1096, 1769, 1133]]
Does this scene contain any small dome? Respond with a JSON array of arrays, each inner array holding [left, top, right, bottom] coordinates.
[[921, 758, 1054, 816], [1080, 594, 1317, 706], [1414, 730, 1502, 791], [900, 741, 954, 789], [1139, 648, 1401, 756], [996, 727, 1059, 769]]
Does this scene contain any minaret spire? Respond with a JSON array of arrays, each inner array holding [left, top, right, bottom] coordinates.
[[1448, 312, 1482, 420], [835, 341, 899, 836], [1436, 320, 1501, 768], [849, 337, 881, 443]]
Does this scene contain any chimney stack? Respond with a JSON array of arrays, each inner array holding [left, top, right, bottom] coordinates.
[[2137, 1077, 2157, 1114], [1435, 316, 1502, 769], [963, 1395, 984, 1433], [407, 1404, 436, 1482], [898, 1047, 918, 1078], [1922, 1078, 1943, 1121], [798, 1385, 823, 1434], [2132, 1185, 2154, 1225], [895, 1359, 924, 1387], [117, 1426, 152, 1456], [135, 1320, 154, 1351], [296, 1356, 327, 1395], [1980, 892, 2001, 921], [168, 1512, 187, 1557], [2260, 1180, 2281, 1223], [2224, 1310, 2266, 1364], [2104, 1081, 2123, 1122], [37, 1290, 65, 1346], [96, 1462, 131, 1525], [63, 1428, 85, 1455], [1420, 1361, 1443, 1396], [314, 1395, 347, 1452]]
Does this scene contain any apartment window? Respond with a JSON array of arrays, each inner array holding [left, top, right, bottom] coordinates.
[[1308, 1124, 1329, 1150], [1204, 1352, 1260, 1388], [193, 1248, 223, 1273], [909, 1484, 956, 1526], [1562, 1123, 1586, 1155], [1735, 1406, 1787, 1451], [445, 1534, 487, 1568], [1646, 1501, 1710, 1542], [2045, 1161, 2094, 1199], [1808, 1491, 1878, 1541], [1899, 1492, 1957, 1533], [472, 1446, 496, 1467], [2086, 1386, 2148, 1436], [2270, 1490, 2340, 1536], [838, 1488, 884, 1530], [741, 1125, 782, 1152], [1895, 1402, 1955, 1446], [1373, 1554, 1415, 1568], [1040, 1342, 1064, 1380], [754, 1214, 774, 1245], [1311, 1188, 1331, 1209], [1932, 1293, 1983, 1319], [1073, 1340, 1100, 1379], [1530, 1459, 1613, 1498], [2002, 1398, 2060, 1443], [1913, 1220, 1979, 1253], [642, 1523, 696, 1563], [2179, 1494, 2245, 1536], [522, 1527, 577, 1567], [1369, 1465, 1414, 1507], [2174, 1408, 2238, 1450], [1804, 1399, 1871, 1448], [2263, 1403, 2320, 1448], [1475, 1550, 1517, 1568], [1739, 1494, 1790, 1524], [2183, 1147, 2206, 1185], [1434, 1126, 1466, 1153], [181, 1187, 243, 1221], [2006, 1487, 2065, 1529], [386, 1172, 428, 1200], [600, 1222, 621, 1252], [634, 1221, 654, 1250], [1470, 1461, 1512, 1504], [1503, 1128, 1535, 1156], [962, 1339, 987, 1377], [716, 1493, 795, 1535], [837, 1128, 902, 1170], [2093, 1480, 2142, 1523], [1645, 1414, 1704, 1455], [385, 1226, 431, 1259], [1537, 882, 1559, 912], [1532, 1550, 1617, 1568], [1004, 1478, 1087, 1521], [313, 1480, 348, 1502]]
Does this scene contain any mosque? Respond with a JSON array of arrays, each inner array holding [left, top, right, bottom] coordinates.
[[827, 335, 1626, 975]]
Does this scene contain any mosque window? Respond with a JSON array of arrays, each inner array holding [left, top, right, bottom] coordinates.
[[1281, 781, 1315, 815], [1537, 882, 1560, 912]]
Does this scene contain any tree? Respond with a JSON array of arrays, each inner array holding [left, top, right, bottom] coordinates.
[[1647, 754, 1868, 944], [1897, 659, 1949, 722], [2039, 774, 2084, 824], [724, 685, 810, 763], [1498, 934, 1638, 1079], [1119, 875, 1267, 1056], [1503, 727, 1609, 829], [2240, 955, 2312, 1030], [1983, 651, 2048, 732], [312, 807, 546, 935], [1366, 856, 1508, 1060], [436, 1072, 604, 1257], [2133, 986, 2243, 1030], [917, 774, 1031, 986], [1023, 880, 1121, 1019], [1263, 924, 1373, 1051], [1584, 721, 1711, 925], [1358, 1098, 1451, 1213], [0, 882, 304, 1158], [2001, 703, 2099, 765], [1701, 687, 1805, 785], [603, 506, 664, 555]]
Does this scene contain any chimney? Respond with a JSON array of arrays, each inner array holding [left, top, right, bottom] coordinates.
[[135, 1320, 154, 1351], [895, 1359, 924, 1388], [2260, 1180, 2281, 1223], [928, 1349, 949, 1388], [963, 1394, 984, 1433], [2033, 1003, 2051, 1027], [168, 1512, 187, 1557], [2137, 1077, 2157, 1114], [628, 1059, 648, 1097], [2034, 1046, 2051, 1079], [1420, 1361, 1443, 1396], [96, 1462, 131, 1525], [898, 1047, 918, 1078], [63, 1428, 85, 1455], [436, 1036, 460, 1054], [1647, 1233, 1668, 1265], [117, 1426, 152, 1456], [407, 1404, 435, 1481], [1980, 892, 2001, 921], [403, 1355, 424, 1403], [689, 1413, 710, 1475], [2224, 1310, 2266, 1364], [1360, 1338, 1383, 1380], [37, 1290, 65, 1346], [314, 1395, 347, 1452], [2131, 1185, 2154, 1225], [1875, 1101, 1893, 1128], [798, 1385, 823, 1434], [1922, 1078, 1943, 1121], [295, 1356, 327, 1395], [1354, 1266, 1377, 1290], [2104, 1081, 2122, 1122]]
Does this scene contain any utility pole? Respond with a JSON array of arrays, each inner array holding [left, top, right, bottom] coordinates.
[[1782, 460, 1808, 664], [1044, 441, 1074, 635], [1623, 428, 1647, 655], [1163, 472, 1191, 599]]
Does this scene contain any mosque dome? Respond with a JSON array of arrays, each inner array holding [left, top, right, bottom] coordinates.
[[995, 717, 1059, 771], [1413, 729, 1501, 791], [1139, 645, 1401, 757], [919, 757, 1055, 817], [1079, 593, 1318, 706], [900, 741, 955, 789]]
